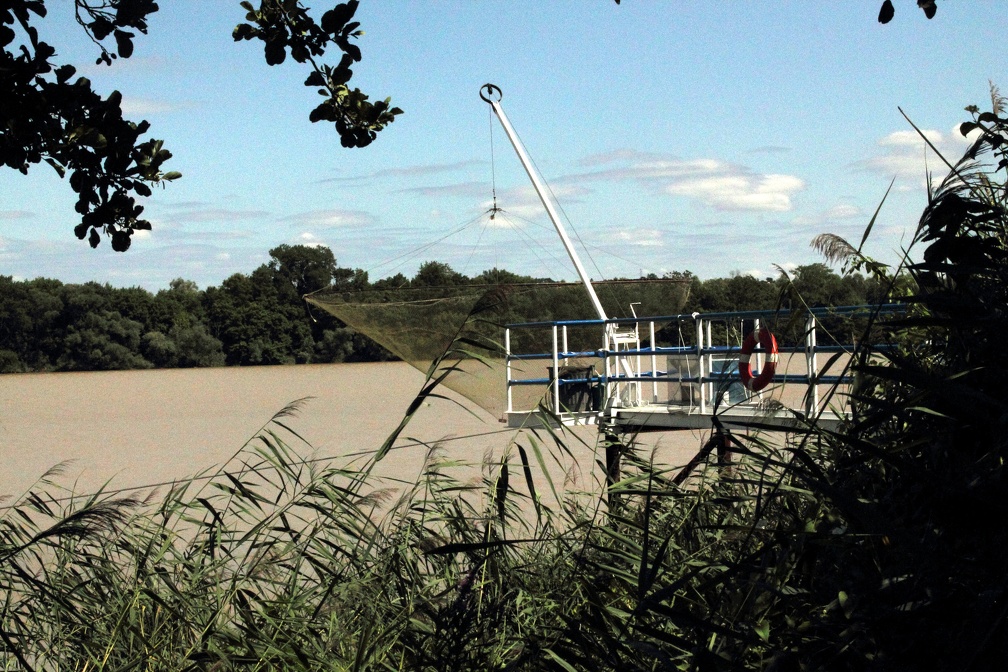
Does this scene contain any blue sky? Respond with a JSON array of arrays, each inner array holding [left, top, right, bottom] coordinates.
[[1, 1, 1005, 290]]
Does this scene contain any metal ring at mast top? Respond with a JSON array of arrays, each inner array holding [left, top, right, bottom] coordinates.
[[480, 83, 502, 104]]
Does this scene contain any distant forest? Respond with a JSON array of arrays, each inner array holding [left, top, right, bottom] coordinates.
[[0, 244, 896, 374]]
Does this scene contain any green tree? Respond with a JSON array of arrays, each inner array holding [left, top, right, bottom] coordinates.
[[1, 0, 400, 250], [0, 275, 64, 369], [56, 309, 152, 370], [412, 261, 467, 287], [170, 322, 226, 367], [204, 270, 298, 365], [267, 243, 339, 298], [371, 272, 408, 290], [139, 329, 177, 367]]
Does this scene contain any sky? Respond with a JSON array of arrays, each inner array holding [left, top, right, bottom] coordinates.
[[1, 1, 1006, 291]]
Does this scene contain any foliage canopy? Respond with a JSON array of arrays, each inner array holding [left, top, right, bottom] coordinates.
[[0, 0, 401, 251]]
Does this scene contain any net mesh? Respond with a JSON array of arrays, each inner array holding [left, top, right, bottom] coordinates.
[[305, 279, 690, 419]]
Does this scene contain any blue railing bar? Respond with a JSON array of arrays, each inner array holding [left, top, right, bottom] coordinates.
[[507, 350, 598, 361], [510, 344, 860, 360], [506, 342, 891, 361], [652, 345, 700, 355], [698, 303, 907, 321], [506, 303, 909, 330], [509, 377, 555, 387], [506, 317, 608, 329], [507, 373, 855, 388], [817, 375, 853, 385]]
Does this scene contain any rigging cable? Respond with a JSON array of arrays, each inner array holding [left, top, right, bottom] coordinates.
[[489, 102, 500, 219], [504, 119, 642, 317], [362, 211, 487, 280]]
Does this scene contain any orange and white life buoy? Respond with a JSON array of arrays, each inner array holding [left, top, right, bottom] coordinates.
[[738, 327, 778, 392]]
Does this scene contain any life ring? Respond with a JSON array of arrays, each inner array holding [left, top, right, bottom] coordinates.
[[738, 327, 778, 392]]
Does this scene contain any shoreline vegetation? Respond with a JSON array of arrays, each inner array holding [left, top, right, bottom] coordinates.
[[0, 248, 894, 375], [3, 94, 1007, 668]]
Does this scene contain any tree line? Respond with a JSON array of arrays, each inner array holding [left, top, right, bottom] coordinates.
[[0, 243, 895, 374]]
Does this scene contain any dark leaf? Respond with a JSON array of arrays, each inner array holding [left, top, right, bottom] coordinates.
[[114, 30, 134, 58], [878, 0, 895, 23], [90, 17, 114, 40], [88, 228, 100, 248], [340, 41, 361, 62], [290, 42, 308, 63], [264, 39, 286, 65], [320, 1, 358, 35], [232, 23, 256, 41], [54, 64, 76, 84], [111, 230, 131, 252]]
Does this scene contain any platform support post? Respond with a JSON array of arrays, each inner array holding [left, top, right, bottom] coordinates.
[[603, 424, 624, 507]]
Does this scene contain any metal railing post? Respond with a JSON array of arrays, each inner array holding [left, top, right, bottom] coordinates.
[[650, 320, 658, 402], [604, 324, 613, 410], [505, 327, 513, 414], [552, 324, 561, 414], [805, 315, 819, 417], [697, 316, 707, 415], [705, 319, 714, 405]]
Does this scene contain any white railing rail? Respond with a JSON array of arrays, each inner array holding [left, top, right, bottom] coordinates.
[[504, 305, 905, 420]]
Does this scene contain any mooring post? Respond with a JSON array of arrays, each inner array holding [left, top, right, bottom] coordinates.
[[716, 429, 733, 467], [603, 423, 624, 507]]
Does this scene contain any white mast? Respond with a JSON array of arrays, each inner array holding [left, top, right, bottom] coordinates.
[[480, 84, 608, 322]]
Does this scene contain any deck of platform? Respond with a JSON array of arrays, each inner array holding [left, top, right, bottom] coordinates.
[[507, 399, 848, 433]]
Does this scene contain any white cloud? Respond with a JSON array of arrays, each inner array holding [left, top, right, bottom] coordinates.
[[400, 181, 488, 199], [482, 184, 591, 221], [320, 160, 484, 184], [824, 203, 863, 220], [665, 172, 804, 212], [795, 202, 866, 228], [120, 97, 184, 116], [854, 126, 980, 182], [297, 232, 328, 248], [159, 203, 271, 223], [282, 209, 374, 228], [615, 229, 664, 247], [879, 129, 944, 147], [571, 151, 805, 213]]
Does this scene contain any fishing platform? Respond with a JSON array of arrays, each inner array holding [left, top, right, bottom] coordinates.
[[503, 304, 900, 433], [308, 85, 902, 441], [478, 83, 897, 436]]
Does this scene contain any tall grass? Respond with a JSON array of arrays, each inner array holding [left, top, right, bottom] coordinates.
[[4, 90, 1008, 670]]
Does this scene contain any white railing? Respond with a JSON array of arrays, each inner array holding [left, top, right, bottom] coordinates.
[[504, 305, 904, 422]]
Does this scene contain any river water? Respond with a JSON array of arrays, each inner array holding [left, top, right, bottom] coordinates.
[[0, 361, 714, 501]]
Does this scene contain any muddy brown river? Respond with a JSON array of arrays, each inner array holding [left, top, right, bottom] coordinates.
[[1, 362, 724, 501]]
